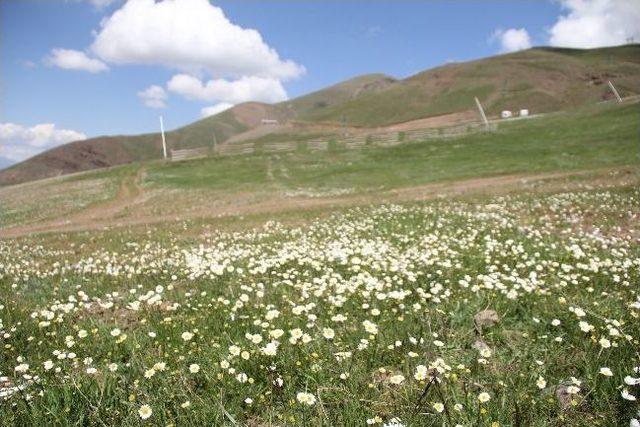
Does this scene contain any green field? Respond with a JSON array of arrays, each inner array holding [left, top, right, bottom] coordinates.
[[145, 102, 639, 193], [1, 181, 639, 426], [1, 100, 639, 426]]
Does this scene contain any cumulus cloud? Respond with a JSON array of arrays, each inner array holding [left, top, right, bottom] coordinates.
[[492, 28, 532, 53], [52, 0, 303, 111], [0, 123, 87, 162], [138, 85, 168, 109], [201, 103, 234, 118], [90, 0, 304, 80], [167, 74, 288, 104], [46, 48, 108, 73], [549, 0, 640, 48]]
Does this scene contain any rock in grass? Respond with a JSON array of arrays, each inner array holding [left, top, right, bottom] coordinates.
[[474, 310, 500, 329], [472, 339, 490, 352]]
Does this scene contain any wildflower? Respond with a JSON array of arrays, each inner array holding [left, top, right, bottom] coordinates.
[[599, 367, 613, 377], [624, 376, 640, 386], [414, 365, 429, 381], [363, 320, 378, 335], [261, 341, 278, 356], [138, 404, 152, 420], [536, 376, 546, 389], [14, 363, 29, 373], [296, 391, 316, 406], [433, 402, 444, 413], [322, 328, 335, 339], [599, 337, 611, 349], [389, 374, 405, 385], [566, 385, 580, 394], [110, 328, 121, 337], [43, 360, 54, 371], [108, 363, 118, 372], [180, 401, 191, 408], [181, 332, 194, 341], [478, 392, 491, 403], [579, 321, 594, 332], [189, 364, 200, 373], [382, 418, 405, 427], [621, 389, 637, 401]]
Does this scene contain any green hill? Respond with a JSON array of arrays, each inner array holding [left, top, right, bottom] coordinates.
[[299, 45, 640, 126], [1, 44, 638, 186]]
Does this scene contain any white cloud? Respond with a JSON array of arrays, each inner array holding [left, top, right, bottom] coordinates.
[[0, 123, 87, 162], [88, 0, 119, 8], [90, 0, 304, 80], [549, 0, 640, 48], [493, 28, 532, 53], [201, 103, 234, 118], [138, 85, 168, 109], [46, 49, 108, 73], [167, 74, 288, 104]]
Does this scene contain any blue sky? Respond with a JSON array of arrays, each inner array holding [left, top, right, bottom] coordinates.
[[1, 0, 638, 163]]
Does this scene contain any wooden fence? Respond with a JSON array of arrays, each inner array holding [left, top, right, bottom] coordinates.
[[170, 121, 497, 162], [171, 147, 209, 162]]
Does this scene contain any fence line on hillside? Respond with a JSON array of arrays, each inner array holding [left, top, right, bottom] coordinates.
[[170, 147, 210, 162], [171, 121, 497, 162]]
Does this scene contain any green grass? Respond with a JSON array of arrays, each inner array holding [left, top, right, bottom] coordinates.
[[1, 182, 638, 426], [145, 102, 640, 192]]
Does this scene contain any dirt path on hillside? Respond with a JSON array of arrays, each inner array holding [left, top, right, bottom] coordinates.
[[4, 166, 146, 236], [3, 166, 636, 239]]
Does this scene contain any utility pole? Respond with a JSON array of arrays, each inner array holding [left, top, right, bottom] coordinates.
[[608, 81, 622, 103], [475, 97, 489, 129], [159, 116, 167, 160]]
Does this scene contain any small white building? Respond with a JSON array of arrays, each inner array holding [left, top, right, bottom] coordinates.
[[501, 110, 513, 119], [261, 119, 279, 125], [519, 109, 529, 117]]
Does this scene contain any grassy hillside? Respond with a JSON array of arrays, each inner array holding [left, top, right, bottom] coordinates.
[[1, 45, 638, 186], [145, 101, 640, 193], [281, 73, 396, 119], [0, 108, 249, 186], [300, 45, 640, 126], [1, 100, 637, 235]]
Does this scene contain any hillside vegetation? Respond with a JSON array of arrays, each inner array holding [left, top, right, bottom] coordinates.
[[145, 102, 639, 193], [1, 100, 637, 236]]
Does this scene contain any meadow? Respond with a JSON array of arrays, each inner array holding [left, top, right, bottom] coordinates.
[[1, 177, 639, 426], [1, 100, 640, 426]]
